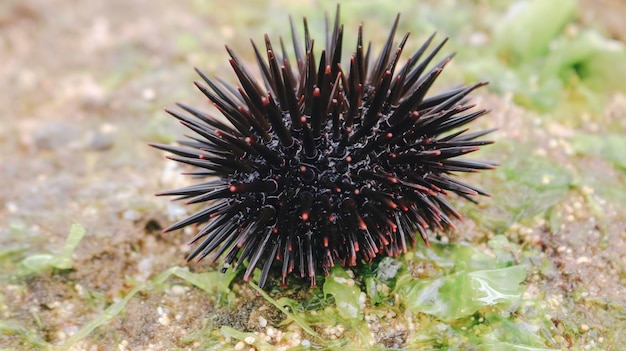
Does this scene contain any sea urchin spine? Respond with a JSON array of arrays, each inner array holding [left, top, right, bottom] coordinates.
[[152, 8, 496, 288]]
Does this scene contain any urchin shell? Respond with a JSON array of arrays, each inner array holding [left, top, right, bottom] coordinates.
[[152, 9, 495, 288]]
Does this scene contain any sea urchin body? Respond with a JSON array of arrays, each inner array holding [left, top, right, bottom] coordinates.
[[152, 9, 496, 288]]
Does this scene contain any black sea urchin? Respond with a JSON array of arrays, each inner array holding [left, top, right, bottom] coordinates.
[[151, 9, 496, 288]]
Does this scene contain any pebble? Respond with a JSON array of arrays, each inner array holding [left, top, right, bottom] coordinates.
[[122, 209, 140, 221], [158, 313, 170, 326], [6, 202, 17, 213], [581, 186, 594, 195], [142, 88, 156, 100], [580, 324, 589, 332], [576, 256, 590, 264], [468, 31, 488, 47], [118, 339, 129, 351], [244, 336, 255, 344], [85, 130, 113, 151], [171, 285, 188, 295], [31, 121, 77, 151]]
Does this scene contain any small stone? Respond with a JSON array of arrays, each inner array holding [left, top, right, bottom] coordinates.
[[581, 186, 594, 195], [244, 336, 255, 344], [142, 88, 156, 100], [123, 210, 140, 221], [468, 31, 488, 47], [580, 324, 589, 332], [576, 256, 590, 264], [31, 122, 77, 151], [85, 131, 113, 151], [118, 339, 129, 351], [158, 313, 171, 326], [258, 316, 267, 328], [171, 285, 187, 295], [6, 202, 17, 213]]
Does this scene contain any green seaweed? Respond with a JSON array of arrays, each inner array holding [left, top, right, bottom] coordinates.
[[59, 284, 144, 350], [0, 320, 51, 350], [571, 133, 626, 172], [246, 237, 558, 349], [397, 241, 526, 322], [480, 142, 573, 232], [17, 224, 86, 277], [397, 238, 558, 350], [494, 0, 577, 64], [323, 267, 363, 321], [220, 326, 275, 351], [250, 282, 321, 340], [57, 266, 237, 349], [152, 266, 237, 304], [463, 0, 626, 113]]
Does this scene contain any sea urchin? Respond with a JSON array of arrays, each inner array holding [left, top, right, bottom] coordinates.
[[151, 8, 496, 288]]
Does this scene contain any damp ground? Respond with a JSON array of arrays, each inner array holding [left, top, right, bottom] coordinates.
[[1, 0, 625, 350]]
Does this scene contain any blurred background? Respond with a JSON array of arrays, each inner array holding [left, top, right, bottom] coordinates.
[[1, 0, 625, 350]]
